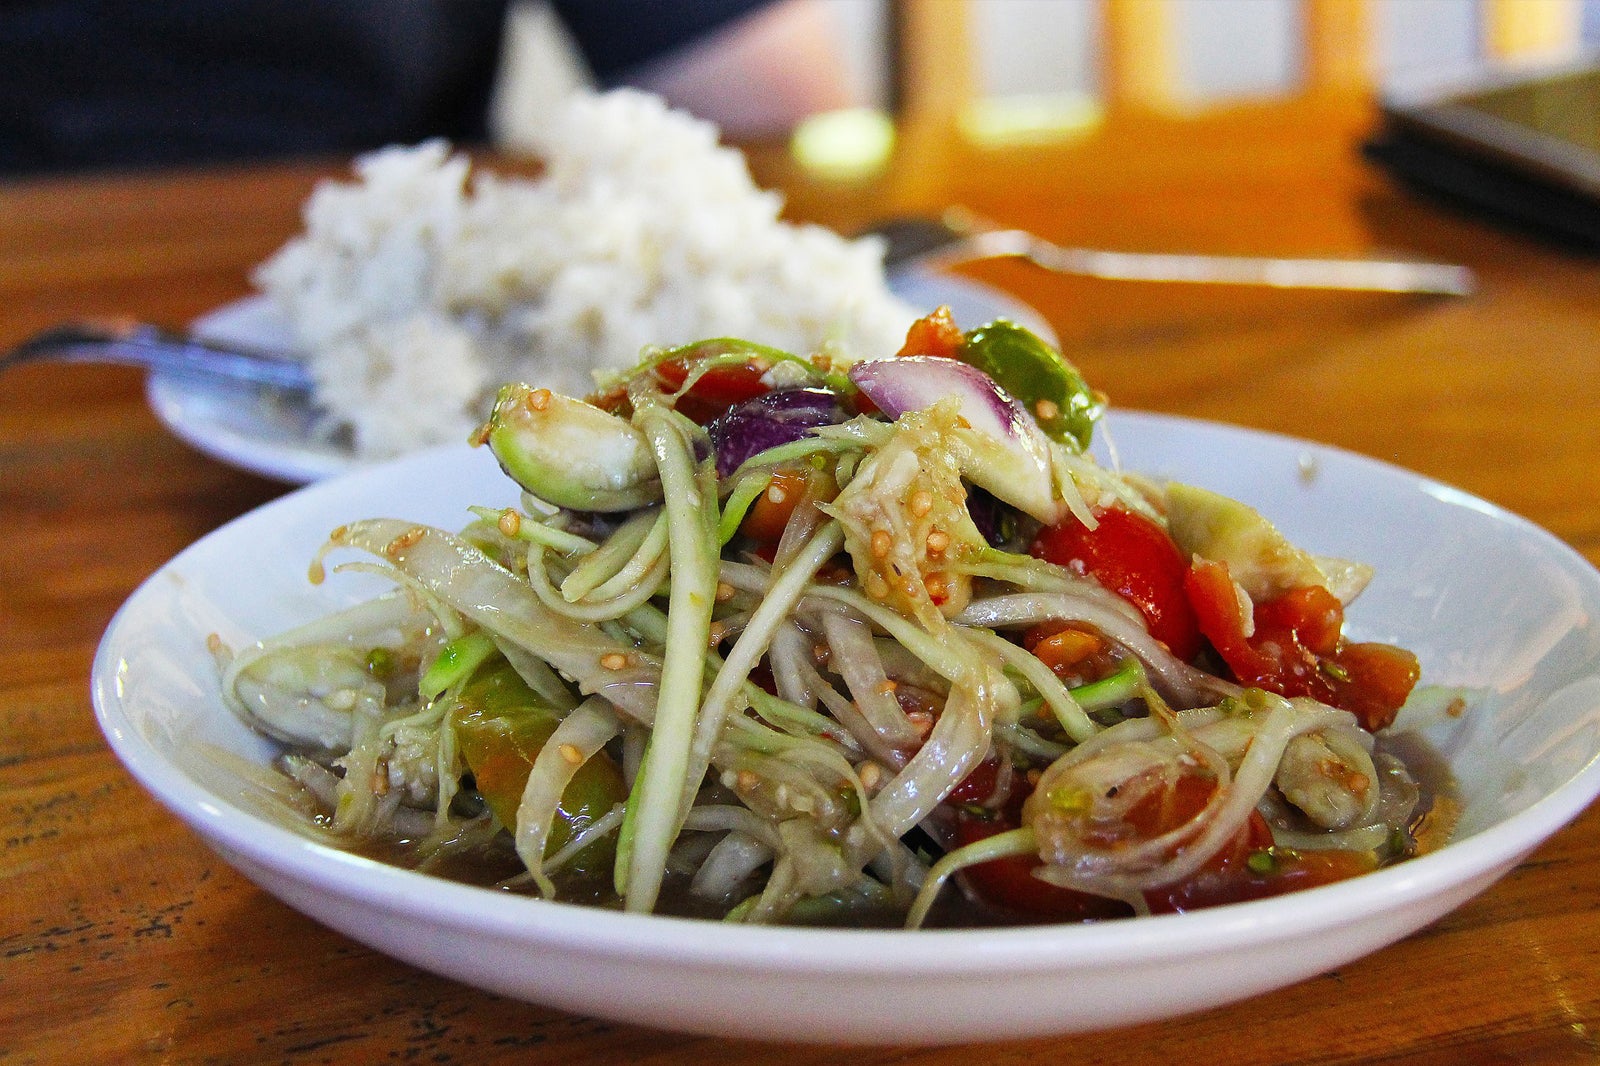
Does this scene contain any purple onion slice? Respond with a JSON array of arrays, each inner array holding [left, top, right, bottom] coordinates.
[[707, 387, 847, 476]]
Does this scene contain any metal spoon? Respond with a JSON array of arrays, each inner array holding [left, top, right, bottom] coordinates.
[[871, 208, 1476, 296], [1, 318, 314, 395]]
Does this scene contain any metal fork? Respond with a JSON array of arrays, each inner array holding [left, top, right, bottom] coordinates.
[[873, 207, 1476, 296], [1, 318, 314, 394]]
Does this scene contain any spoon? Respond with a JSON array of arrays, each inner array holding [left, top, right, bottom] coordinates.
[[1, 318, 314, 395]]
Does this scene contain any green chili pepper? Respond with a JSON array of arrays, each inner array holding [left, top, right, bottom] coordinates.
[[958, 320, 1102, 450]]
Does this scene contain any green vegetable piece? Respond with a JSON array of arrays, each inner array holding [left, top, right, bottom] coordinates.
[[453, 663, 627, 877], [958, 320, 1102, 450], [419, 630, 498, 701], [364, 647, 396, 680], [1067, 656, 1144, 713], [1246, 849, 1279, 875], [717, 471, 774, 545], [477, 383, 662, 512]]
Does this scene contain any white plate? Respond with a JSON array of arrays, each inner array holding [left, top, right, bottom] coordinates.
[[153, 270, 1053, 485], [91, 413, 1600, 1044]]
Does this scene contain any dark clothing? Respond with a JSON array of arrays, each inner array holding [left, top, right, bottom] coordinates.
[[0, 0, 768, 176]]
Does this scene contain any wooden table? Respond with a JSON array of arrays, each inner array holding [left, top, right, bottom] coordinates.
[[4, 96, 1598, 1064]]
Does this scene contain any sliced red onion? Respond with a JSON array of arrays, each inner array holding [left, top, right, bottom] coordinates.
[[707, 387, 847, 476], [847, 356, 1059, 522], [849, 356, 1030, 443]]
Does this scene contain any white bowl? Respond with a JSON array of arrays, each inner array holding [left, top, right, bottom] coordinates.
[[92, 412, 1600, 1044]]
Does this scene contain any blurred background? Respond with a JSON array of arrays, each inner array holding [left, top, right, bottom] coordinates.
[[3, 0, 1598, 175], [491, 0, 1600, 148]]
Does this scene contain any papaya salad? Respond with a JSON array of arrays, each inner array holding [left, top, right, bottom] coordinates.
[[213, 307, 1444, 927]]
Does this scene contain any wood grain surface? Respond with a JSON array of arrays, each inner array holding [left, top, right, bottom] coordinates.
[[3, 97, 1598, 1064]]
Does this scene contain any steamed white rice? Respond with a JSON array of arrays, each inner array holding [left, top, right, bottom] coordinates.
[[255, 89, 916, 459]]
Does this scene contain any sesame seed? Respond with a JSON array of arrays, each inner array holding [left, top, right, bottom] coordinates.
[[766, 483, 789, 504], [526, 388, 552, 412], [715, 581, 736, 602], [876, 679, 899, 694], [858, 762, 883, 790], [909, 490, 933, 517], [1034, 398, 1060, 421], [906, 711, 934, 736], [599, 652, 630, 671], [384, 527, 425, 558], [558, 743, 583, 766], [925, 528, 950, 555], [497, 509, 522, 537], [736, 770, 761, 792], [870, 529, 893, 559]]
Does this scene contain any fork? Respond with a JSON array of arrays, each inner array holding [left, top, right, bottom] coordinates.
[[873, 208, 1476, 296]]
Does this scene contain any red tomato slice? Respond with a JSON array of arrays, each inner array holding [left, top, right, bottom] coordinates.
[[952, 810, 1131, 922], [653, 358, 770, 423], [1327, 641, 1422, 733], [737, 467, 809, 544], [1030, 507, 1202, 661], [1148, 845, 1378, 913], [945, 757, 1002, 806], [1185, 559, 1419, 731], [950, 767, 1273, 921], [895, 306, 965, 359]]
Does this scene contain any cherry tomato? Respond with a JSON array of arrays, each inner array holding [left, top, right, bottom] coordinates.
[[1185, 559, 1419, 731], [1029, 507, 1202, 661], [653, 357, 770, 423]]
